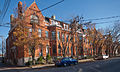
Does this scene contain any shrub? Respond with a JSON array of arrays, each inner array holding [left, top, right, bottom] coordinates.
[[37, 56, 43, 62], [25, 61, 32, 66], [46, 54, 51, 60], [86, 55, 93, 59], [46, 54, 53, 64], [37, 56, 45, 64]]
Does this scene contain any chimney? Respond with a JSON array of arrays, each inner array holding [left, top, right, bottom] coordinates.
[[10, 14, 14, 22], [18, 1, 22, 19], [10, 14, 14, 28], [51, 15, 55, 19]]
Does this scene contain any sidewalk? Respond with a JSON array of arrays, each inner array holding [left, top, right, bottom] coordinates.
[[78, 58, 95, 63], [31, 64, 55, 68], [0, 58, 94, 71], [31, 58, 95, 68]]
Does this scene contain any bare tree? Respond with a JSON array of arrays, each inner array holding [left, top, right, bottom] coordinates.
[[104, 21, 120, 56]]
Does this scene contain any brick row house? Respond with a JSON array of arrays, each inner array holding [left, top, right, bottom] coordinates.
[[6, 1, 93, 66]]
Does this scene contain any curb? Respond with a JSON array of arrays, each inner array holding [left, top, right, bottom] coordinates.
[[78, 58, 95, 63], [31, 64, 55, 69]]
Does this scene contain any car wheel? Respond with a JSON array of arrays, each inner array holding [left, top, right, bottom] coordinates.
[[63, 63, 67, 67], [74, 62, 78, 65]]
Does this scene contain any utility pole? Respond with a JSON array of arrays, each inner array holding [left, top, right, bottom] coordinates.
[[0, 36, 4, 62]]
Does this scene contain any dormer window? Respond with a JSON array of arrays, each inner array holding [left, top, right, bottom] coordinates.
[[51, 20, 58, 25], [30, 15, 39, 24]]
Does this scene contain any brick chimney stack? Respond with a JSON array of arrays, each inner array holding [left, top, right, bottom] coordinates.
[[10, 14, 14, 28], [51, 15, 56, 20], [18, 1, 22, 19]]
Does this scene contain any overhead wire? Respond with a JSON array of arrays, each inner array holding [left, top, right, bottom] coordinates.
[[41, 0, 64, 11], [1, 0, 11, 22], [0, 0, 11, 25], [0, 0, 64, 28], [83, 16, 120, 21], [0, 0, 7, 17]]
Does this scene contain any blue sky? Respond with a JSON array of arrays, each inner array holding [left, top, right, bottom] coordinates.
[[0, 0, 120, 52]]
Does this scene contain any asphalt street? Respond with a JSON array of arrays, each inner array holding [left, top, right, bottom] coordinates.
[[1, 57, 120, 72]]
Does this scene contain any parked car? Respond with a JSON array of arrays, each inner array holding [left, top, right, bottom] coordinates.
[[94, 55, 103, 60], [94, 55, 109, 60], [103, 55, 109, 59], [55, 57, 78, 67]]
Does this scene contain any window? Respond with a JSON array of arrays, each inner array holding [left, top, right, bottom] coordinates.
[[71, 46, 73, 56], [75, 46, 77, 55], [75, 35, 77, 42], [51, 20, 58, 25], [53, 45, 56, 54], [79, 36, 82, 40], [51, 20, 54, 25], [64, 24, 65, 29], [46, 45, 49, 55], [29, 46, 32, 55], [45, 17, 50, 23], [38, 29, 42, 37], [39, 44, 43, 56], [84, 48, 87, 54], [58, 44, 61, 54], [70, 35, 73, 42], [66, 25, 68, 30], [52, 31, 56, 40], [29, 28, 32, 32], [84, 38, 86, 43], [67, 46, 69, 54], [91, 48, 92, 54], [11, 34, 14, 40], [45, 31, 48, 38], [62, 34, 65, 42], [57, 31, 60, 40], [29, 28, 32, 37], [66, 34, 68, 42], [88, 40, 90, 44], [30, 15, 39, 23]]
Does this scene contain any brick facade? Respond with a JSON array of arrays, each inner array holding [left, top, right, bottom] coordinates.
[[6, 1, 92, 66]]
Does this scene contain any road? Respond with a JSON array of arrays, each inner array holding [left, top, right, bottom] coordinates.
[[1, 57, 120, 72]]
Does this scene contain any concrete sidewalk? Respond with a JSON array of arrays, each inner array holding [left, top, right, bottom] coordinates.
[[31, 64, 55, 68], [0, 58, 94, 71], [78, 58, 95, 62], [31, 58, 95, 68]]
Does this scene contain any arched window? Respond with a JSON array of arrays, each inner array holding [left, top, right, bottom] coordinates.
[[30, 15, 39, 23]]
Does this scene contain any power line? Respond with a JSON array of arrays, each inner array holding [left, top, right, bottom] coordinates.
[[1, 0, 8, 17], [1, 0, 11, 22], [95, 20, 120, 25], [0, 25, 10, 27], [0, 23, 10, 27], [0, 0, 11, 25], [41, 0, 64, 11], [83, 16, 120, 21], [0, 0, 64, 28]]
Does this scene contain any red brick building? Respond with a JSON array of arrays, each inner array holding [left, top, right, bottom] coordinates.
[[6, 1, 90, 66]]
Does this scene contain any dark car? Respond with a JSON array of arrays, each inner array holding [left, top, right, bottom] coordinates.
[[55, 57, 78, 67]]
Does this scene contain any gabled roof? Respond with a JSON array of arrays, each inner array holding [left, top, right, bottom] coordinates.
[[25, 1, 41, 13]]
